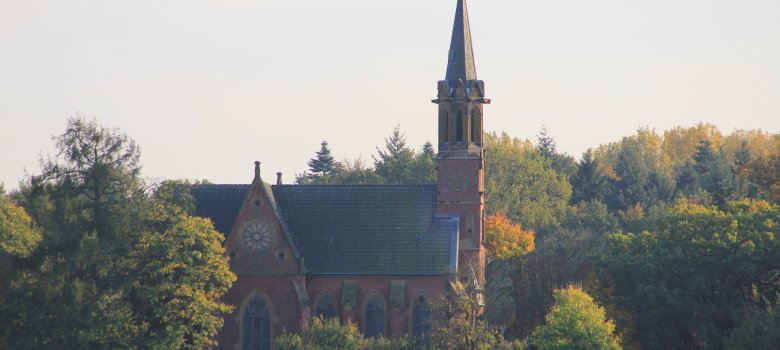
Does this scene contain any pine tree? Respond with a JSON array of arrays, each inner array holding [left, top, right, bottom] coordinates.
[[693, 139, 716, 175], [570, 149, 607, 204], [307, 141, 339, 176]]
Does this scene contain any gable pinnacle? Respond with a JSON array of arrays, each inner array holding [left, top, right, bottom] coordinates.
[[445, 0, 477, 84]]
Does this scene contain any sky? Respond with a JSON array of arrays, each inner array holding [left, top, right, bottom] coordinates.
[[1, 0, 779, 189]]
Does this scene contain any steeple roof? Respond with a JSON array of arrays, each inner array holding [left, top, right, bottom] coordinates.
[[445, 0, 477, 83]]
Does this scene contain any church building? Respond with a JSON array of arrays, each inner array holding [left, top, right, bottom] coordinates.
[[191, 1, 490, 348]]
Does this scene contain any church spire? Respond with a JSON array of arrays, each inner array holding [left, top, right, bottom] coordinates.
[[445, 0, 477, 84]]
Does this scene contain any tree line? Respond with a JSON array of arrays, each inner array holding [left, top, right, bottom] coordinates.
[[2, 118, 779, 349], [297, 122, 780, 349]]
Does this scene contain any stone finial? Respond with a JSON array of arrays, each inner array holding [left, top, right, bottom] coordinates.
[[254, 161, 261, 182], [276, 172, 283, 185]]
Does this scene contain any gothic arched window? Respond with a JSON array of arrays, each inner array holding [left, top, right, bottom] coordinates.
[[441, 111, 450, 143], [456, 111, 464, 142], [412, 295, 431, 340], [243, 294, 271, 350], [315, 294, 337, 320], [365, 294, 385, 338], [470, 110, 480, 144]]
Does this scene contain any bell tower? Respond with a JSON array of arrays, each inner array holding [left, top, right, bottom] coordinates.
[[433, 0, 490, 286]]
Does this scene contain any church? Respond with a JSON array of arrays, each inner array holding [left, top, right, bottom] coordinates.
[[191, 1, 490, 348]]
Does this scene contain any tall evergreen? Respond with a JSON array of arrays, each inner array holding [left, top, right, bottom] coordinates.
[[307, 141, 339, 176], [570, 149, 607, 205]]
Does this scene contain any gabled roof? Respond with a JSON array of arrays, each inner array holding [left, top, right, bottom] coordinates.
[[272, 185, 457, 275], [191, 184, 249, 236], [191, 184, 458, 276], [445, 0, 477, 84]]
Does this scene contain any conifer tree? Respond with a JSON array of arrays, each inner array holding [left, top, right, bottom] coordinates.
[[308, 141, 340, 176]]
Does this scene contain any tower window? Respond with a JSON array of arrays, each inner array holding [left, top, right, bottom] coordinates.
[[442, 112, 449, 143], [470, 110, 480, 144], [456, 111, 464, 142]]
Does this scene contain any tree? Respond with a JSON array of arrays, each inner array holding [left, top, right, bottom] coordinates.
[[374, 126, 416, 184], [484, 132, 571, 231], [537, 126, 577, 179], [336, 157, 384, 185], [724, 299, 780, 350], [308, 141, 340, 176], [297, 141, 344, 184], [275, 317, 364, 350], [131, 215, 235, 349], [431, 286, 505, 350], [0, 117, 235, 349], [484, 214, 535, 260], [601, 199, 780, 349], [531, 285, 621, 350], [0, 195, 42, 258], [570, 149, 607, 205], [374, 127, 435, 185]]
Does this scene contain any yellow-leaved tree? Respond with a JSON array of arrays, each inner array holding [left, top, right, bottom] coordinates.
[[484, 213, 535, 260]]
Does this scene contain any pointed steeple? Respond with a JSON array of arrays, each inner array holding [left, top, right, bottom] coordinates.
[[445, 0, 477, 84]]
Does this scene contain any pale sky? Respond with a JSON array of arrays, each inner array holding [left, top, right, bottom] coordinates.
[[1, 0, 779, 189]]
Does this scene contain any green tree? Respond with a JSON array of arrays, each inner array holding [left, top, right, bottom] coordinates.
[[374, 126, 416, 184], [537, 126, 577, 179], [531, 285, 621, 350], [723, 299, 780, 350], [0, 195, 42, 258], [431, 286, 504, 350], [484, 132, 571, 231], [336, 157, 384, 185], [570, 149, 608, 205], [275, 317, 365, 350], [601, 199, 780, 349], [374, 127, 435, 184], [130, 215, 235, 349], [297, 141, 344, 184], [0, 117, 235, 349]]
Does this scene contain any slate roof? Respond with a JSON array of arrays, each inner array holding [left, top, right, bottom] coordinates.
[[445, 0, 477, 84], [272, 185, 457, 275], [191, 184, 249, 236], [191, 184, 458, 276]]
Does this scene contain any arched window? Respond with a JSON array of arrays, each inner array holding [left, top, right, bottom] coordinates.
[[441, 111, 449, 143], [365, 294, 385, 338], [456, 111, 464, 142], [243, 294, 271, 350], [412, 295, 431, 341], [470, 110, 480, 144], [315, 294, 337, 320]]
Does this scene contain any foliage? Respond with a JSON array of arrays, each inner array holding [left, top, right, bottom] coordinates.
[[130, 215, 235, 349], [484, 214, 535, 260], [0, 195, 42, 257], [537, 126, 577, 178], [297, 141, 344, 184], [0, 117, 235, 349], [430, 282, 518, 350], [570, 149, 608, 205], [276, 317, 365, 350], [601, 199, 780, 349], [723, 297, 780, 350], [509, 229, 602, 340], [531, 285, 621, 350], [484, 132, 572, 230], [374, 126, 436, 185], [275, 317, 427, 350]]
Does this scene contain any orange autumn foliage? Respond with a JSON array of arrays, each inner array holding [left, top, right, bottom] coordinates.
[[484, 214, 535, 260]]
